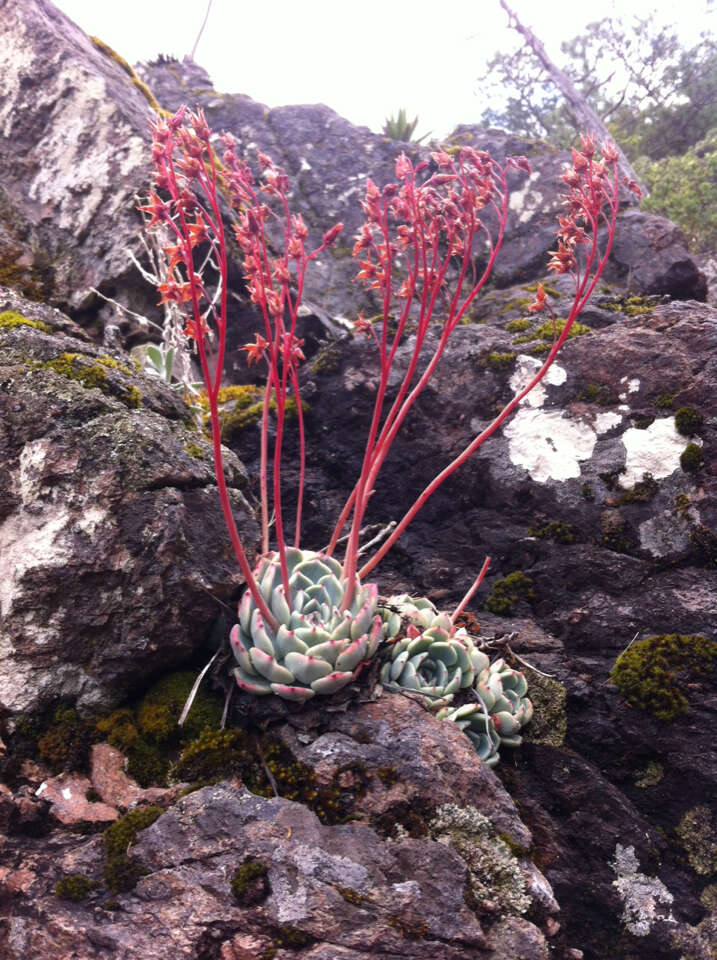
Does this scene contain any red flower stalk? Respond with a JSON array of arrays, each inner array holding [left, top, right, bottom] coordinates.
[[142, 108, 620, 623]]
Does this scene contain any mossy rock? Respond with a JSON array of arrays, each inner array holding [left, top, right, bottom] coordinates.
[[676, 806, 717, 876], [522, 672, 567, 747], [55, 874, 95, 901], [484, 571, 533, 616], [136, 671, 222, 744], [528, 520, 576, 543], [0, 310, 52, 333], [172, 728, 345, 824], [674, 406, 703, 437], [680, 442, 704, 472], [103, 806, 163, 893], [38, 352, 141, 409], [610, 634, 716, 722], [231, 859, 270, 906], [534, 317, 591, 341], [37, 705, 101, 774]]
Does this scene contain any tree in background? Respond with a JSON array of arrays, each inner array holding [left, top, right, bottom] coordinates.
[[476, 8, 717, 249]]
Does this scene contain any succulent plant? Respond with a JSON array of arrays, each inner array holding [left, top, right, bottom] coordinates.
[[380, 594, 490, 711], [231, 548, 384, 702], [380, 595, 533, 766]]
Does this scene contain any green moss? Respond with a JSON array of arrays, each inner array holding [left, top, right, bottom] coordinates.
[[528, 520, 576, 543], [103, 806, 162, 893], [126, 740, 168, 787], [522, 671, 567, 747], [387, 916, 429, 939], [534, 317, 591, 340], [484, 571, 533, 616], [634, 761, 664, 789], [90, 36, 162, 112], [617, 473, 659, 504], [602, 294, 659, 317], [505, 317, 532, 333], [311, 346, 342, 374], [182, 440, 205, 460], [39, 352, 141, 409], [579, 383, 619, 405], [37, 706, 100, 774], [55, 874, 95, 901], [674, 493, 691, 518], [676, 806, 717, 876], [611, 634, 716, 722], [137, 672, 222, 744], [674, 406, 703, 437], [656, 392, 677, 409], [529, 342, 551, 355], [269, 926, 314, 950], [634, 416, 655, 429], [198, 384, 306, 442], [485, 351, 516, 370], [680, 442, 704, 472], [231, 859, 269, 905], [376, 766, 398, 788], [581, 483, 595, 501], [336, 885, 365, 905], [0, 310, 52, 333], [173, 729, 345, 824]]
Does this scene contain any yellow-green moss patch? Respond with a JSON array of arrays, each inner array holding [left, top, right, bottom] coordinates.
[[611, 634, 716, 722], [484, 571, 533, 616], [0, 310, 52, 333]]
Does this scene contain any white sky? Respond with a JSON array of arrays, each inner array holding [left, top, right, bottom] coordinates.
[[54, 0, 714, 138]]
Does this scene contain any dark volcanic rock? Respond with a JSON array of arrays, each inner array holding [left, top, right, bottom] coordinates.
[[0, 293, 258, 719]]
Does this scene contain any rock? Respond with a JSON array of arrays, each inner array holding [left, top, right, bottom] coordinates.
[[89, 743, 186, 811], [0, 292, 258, 720], [35, 772, 118, 826]]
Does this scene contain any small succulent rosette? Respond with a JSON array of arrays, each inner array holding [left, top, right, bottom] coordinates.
[[231, 548, 384, 702], [380, 595, 490, 711], [380, 596, 533, 766]]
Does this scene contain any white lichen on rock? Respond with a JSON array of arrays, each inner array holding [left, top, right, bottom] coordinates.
[[621, 418, 699, 487], [611, 843, 675, 937], [429, 803, 532, 916]]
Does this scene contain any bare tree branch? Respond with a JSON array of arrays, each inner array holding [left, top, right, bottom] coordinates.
[[498, 0, 645, 197]]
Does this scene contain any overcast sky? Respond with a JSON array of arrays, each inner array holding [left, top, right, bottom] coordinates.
[[53, 0, 714, 138]]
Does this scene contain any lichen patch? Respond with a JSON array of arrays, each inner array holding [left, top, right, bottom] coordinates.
[[621, 418, 700, 487]]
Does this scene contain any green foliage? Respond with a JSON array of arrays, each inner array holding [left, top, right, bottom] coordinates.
[[37, 706, 100, 773], [39, 352, 141, 408], [534, 317, 590, 341], [637, 131, 717, 251], [528, 520, 576, 543], [484, 571, 533, 616], [674, 406, 703, 437], [505, 316, 532, 333], [485, 351, 516, 370], [55, 874, 95, 901], [382, 108, 430, 144], [611, 634, 716, 721], [680, 443, 704, 472], [173, 728, 346, 824], [231, 859, 270, 905], [0, 310, 52, 333], [103, 806, 162, 893], [676, 806, 717, 876], [476, 13, 717, 160]]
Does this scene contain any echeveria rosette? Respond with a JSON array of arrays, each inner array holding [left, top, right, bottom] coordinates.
[[380, 595, 491, 712], [380, 595, 533, 766], [231, 548, 384, 702]]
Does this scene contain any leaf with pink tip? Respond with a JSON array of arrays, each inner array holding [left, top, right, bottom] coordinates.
[[250, 608, 275, 655], [230, 626, 256, 674], [238, 591, 252, 634], [270, 683, 316, 702], [335, 634, 368, 672], [249, 647, 294, 684], [310, 671, 355, 694], [284, 651, 333, 685], [234, 667, 272, 695]]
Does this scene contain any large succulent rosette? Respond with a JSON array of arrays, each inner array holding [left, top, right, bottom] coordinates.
[[231, 548, 384, 702]]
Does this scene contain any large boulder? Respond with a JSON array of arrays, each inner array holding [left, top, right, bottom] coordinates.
[[0, 290, 258, 719]]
